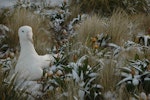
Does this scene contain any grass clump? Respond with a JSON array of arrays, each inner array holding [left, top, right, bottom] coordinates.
[[76, 14, 106, 47], [107, 9, 131, 46], [99, 59, 120, 92], [76, 10, 132, 46]]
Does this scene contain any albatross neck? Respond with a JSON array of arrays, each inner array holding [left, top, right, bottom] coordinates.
[[20, 39, 38, 56]]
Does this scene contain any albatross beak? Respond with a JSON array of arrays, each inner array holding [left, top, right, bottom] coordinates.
[[27, 32, 33, 44], [28, 38, 33, 44]]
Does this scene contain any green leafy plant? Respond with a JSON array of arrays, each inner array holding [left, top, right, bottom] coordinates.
[[117, 59, 150, 94], [42, 54, 103, 100]]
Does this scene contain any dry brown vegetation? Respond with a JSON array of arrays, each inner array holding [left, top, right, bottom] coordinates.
[[76, 9, 142, 46], [76, 14, 106, 46]]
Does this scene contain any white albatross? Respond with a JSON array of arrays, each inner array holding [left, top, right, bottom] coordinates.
[[15, 26, 55, 82]]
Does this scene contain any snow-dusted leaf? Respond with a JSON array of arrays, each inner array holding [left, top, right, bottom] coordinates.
[[131, 65, 143, 73], [108, 43, 120, 49], [121, 72, 131, 78], [141, 71, 150, 77], [78, 90, 85, 100], [92, 84, 103, 89], [69, 62, 78, 71], [79, 81, 85, 87], [119, 67, 131, 72], [144, 77, 150, 81], [77, 55, 88, 66], [85, 77, 96, 88], [88, 73, 98, 78], [117, 77, 132, 86], [73, 96, 78, 100], [72, 69, 80, 82], [132, 77, 139, 86], [80, 71, 84, 81], [0, 24, 10, 32], [113, 47, 121, 56]]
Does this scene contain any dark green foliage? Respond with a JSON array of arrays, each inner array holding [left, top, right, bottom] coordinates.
[[71, 0, 148, 15], [142, 80, 150, 94], [117, 58, 150, 94]]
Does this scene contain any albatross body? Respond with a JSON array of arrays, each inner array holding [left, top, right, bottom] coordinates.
[[15, 26, 54, 82]]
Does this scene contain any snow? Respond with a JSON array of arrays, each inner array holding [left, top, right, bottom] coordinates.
[[132, 77, 139, 86], [143, 35, 150, 46], [0, 0, 15, 8], [0, 0, 66, 8], [88, 73, 98, 77], [140, 92, 147, 100], [56, 70, 63, 76], [72, 69, 80, 82], [78, 89, 85, 100], [104, 91, 117, 100]]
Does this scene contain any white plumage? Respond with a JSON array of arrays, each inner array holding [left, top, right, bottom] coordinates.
[[15, 26, 55, 82]]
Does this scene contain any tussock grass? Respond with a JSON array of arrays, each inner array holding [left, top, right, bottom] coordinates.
[[76, 14, 106, 46], [129, 14, 150, 35], [117, 85, 131, 100], [65, 80, 79, 100], [134, 14, 150, 33], [76, 9, 150, 46], [142, 15, 150, 32], [5, 8, 53, 54], [76, 10, 132, 46], [99, 59, 120, 92], [107, 10, 131, 46], [143, 48, 150, 60]]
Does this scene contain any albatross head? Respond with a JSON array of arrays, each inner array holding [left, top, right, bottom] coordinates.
[[18, 26, 33, 43]]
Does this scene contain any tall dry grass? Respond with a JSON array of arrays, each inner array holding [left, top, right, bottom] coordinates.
[[99, 59, 120, 92], [143, 48, 150, 60], [131, 14, 150, 33], [76, 9, 150, 47], [76, 10, 132, 46], [65, 80, 80, 100], [106, 10, 131, 46], [4, 8, 53, 54], [76, 14, 106, 46]]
